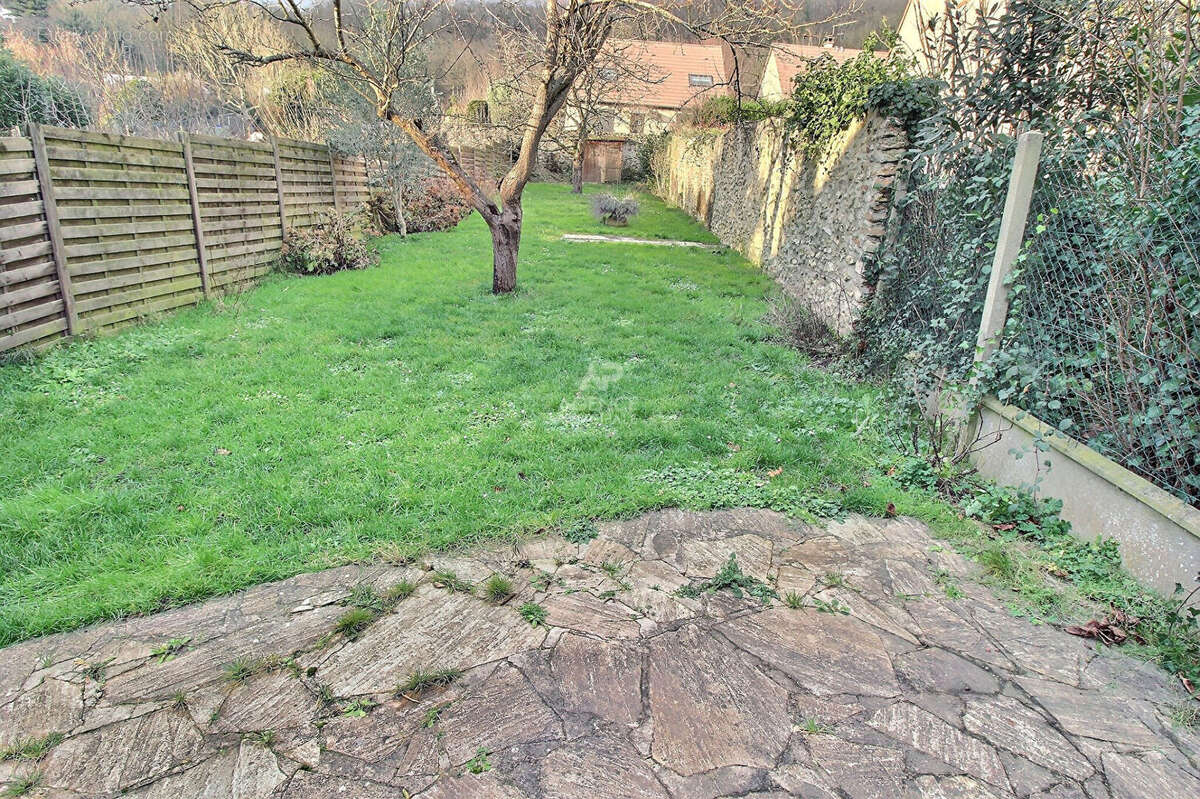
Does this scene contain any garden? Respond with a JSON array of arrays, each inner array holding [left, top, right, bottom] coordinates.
[[0, 184, 960, 646]]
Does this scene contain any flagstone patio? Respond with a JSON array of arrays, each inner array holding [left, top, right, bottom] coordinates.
[[1, 509, 1197, 798]]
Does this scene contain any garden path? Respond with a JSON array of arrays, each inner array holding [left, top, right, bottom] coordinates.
[[2, 509, 1197, 798]]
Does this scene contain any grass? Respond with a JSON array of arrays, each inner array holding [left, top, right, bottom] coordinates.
[[334, 607, 377, 639], [2, 772, 40, 797], [396, 667, 462, 697], [482, 574, 513, 603], [432, 570, 473, 594], [0, 733, 63, 762], [0, 182, 962, 646]]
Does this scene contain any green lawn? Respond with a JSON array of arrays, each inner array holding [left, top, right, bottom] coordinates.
[[0, 182, 954, 645]]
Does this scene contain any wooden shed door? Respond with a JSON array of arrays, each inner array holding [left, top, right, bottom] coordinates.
[[582, 141, 623, 184]]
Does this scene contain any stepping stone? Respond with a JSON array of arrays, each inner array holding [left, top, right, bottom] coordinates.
[[39, 707, 210, 794], [865, 702, 1009, 789], [416, 772, 531, 798], [540, 736, 669, 798], [804, 736, 906, 799], [720, 609, 900, 697], [648, 624, 790, 774], [211, 671, 318, 734], [550, 633, 643, 724], [776, 536, 852, 573], [677, 533, 773, 578], [963, 694, 1093, 780], [0, 675, 82, 748], [1101, 750, 1200, 798], [104, 605, 345, 703], [283, 771, 405, 799], [125, 741, 289, 799], [542, 592, 641, 639], [1016, 676, 1164, 748], [317, 587, 546, 695], [908, 774, 1007, 798], [433, 662, 562, 767], [895, 648, 1001, 695]]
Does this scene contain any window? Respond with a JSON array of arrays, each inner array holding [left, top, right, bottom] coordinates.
[[688, 74, 714, 87], [629, 112, 645, 134], [598, 68, 618, 81]]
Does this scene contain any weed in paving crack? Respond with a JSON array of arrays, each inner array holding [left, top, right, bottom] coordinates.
[[676, 554, 777, 604], [396, 668, 462, 698], [0, 733, 63, 762], [518, 602, 548, 627], [483, 574, 514, 603]]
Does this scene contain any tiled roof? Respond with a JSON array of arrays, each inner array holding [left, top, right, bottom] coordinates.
[[600, 39, 733, 110], [768, 43, 863, 92]]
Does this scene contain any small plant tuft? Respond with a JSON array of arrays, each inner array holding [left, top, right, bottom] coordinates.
[[383, 579, 418, 603], [432, 570, 473, 594], [340, 698, 377, 718], [1, 733, 64, 762], [335, 607, 378, 640], [676, 554, 777, 604], [561, 519, 598, 544], [518, 601, 548, 627], [784, 591, 805, 609], [223, 657, 258, 684], [2, 771, 42, 797], [465, 747, 492, 774], [151, 637, 191, 664], [482, 574, 514, 603], [396, 667, 462, 697]]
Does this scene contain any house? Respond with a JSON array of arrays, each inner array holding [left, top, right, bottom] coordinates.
[[896, 0, 1005, 75], [757, 40, 863, 101], [589, 38, 735, 137], [574, 38, 734, 182]]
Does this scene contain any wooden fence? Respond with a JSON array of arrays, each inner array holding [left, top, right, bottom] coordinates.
[[0, 125, 371, 354]]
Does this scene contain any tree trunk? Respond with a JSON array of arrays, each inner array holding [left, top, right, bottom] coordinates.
[[392, 181, 407, 238], [489, 205, 521, 294], [571, 140, 585, 194]]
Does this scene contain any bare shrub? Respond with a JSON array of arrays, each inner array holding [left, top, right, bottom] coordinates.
[[764, 294, 841, 361], [279, 210, 379, 276], [590, 193, 640, 226]]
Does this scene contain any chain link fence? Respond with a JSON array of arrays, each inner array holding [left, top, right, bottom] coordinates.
[[862, 126, 1199, 509], [990, 136, 1200, 506]]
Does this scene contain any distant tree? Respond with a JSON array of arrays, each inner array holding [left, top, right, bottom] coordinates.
[[0, 45, 89, 128], [138, 0, 848, 293]]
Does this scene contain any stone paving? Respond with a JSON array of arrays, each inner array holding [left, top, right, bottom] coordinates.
[[2, 509, 1198, 798]]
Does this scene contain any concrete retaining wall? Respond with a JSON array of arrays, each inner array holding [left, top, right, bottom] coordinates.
[[973, 397, 1200, 598]]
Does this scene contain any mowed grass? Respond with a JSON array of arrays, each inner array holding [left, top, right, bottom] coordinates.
[[0, 182, 954, 645]]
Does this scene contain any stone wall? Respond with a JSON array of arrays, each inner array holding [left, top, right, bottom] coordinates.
[[657, 114, 907, 335]]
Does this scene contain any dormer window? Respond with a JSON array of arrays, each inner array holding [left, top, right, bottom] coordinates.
[[688, 74, 714, 87], [599, 68, 618, 81]]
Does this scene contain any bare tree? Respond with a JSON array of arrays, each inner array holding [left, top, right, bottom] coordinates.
[[138, 0, 845, 292]]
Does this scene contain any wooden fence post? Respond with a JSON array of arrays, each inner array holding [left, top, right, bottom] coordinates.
[[271, 136, 288, 237], [177, 132, 211, 298], [975, 130, 1044, 364], [328, 147, 342, 212], [25, 123, 77, 336]]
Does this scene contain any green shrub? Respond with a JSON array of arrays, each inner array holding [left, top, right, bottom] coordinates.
[[0, 47, 89, 129], [279, 210, 378, 275]]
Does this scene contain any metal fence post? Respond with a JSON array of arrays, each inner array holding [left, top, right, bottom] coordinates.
[[177, 132, 211, 298], [975, 130, 1044, 364], [25, 123, 78, 336]]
